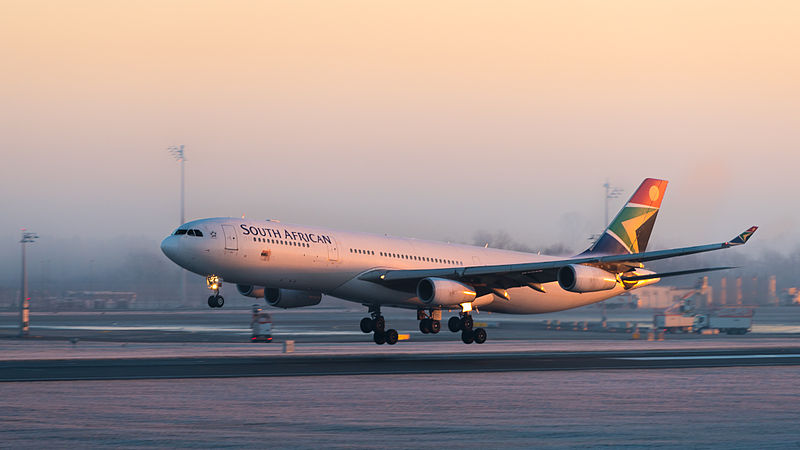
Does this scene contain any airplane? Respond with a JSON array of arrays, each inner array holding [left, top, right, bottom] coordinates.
[[160, 178, 757, 345]]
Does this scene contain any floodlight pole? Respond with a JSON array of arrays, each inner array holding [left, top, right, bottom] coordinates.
[[603, 180, 624, 227], [19, 230, 38, 337], [180, 148, 185, 226], [168, 145, 187, 307]]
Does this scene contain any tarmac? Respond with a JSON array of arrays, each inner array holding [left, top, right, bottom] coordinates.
[[1, 305, 799, 382], [2, 306, 799, 447]]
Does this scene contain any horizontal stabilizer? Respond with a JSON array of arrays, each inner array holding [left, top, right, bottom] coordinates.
[[620, 266, 735, 282]]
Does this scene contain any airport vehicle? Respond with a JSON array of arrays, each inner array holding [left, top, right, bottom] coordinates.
[[694, 310, 753, 335], [654, 313, 696, 333], [161, 178, 757, 345], [250, 305, 273, 342]]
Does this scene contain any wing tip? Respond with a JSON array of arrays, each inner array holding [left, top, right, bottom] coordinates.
[[728, 226, 758, 246]]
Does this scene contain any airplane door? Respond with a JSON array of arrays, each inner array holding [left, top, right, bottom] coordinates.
[[327, 237, 339, 261], [222, 225, 238, 250]]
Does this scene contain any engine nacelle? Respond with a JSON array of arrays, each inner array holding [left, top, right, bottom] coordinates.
[[236, 284, 265, 298], [621, 269, 661, 290], [558, 264, 618, 293], [264, 288, 322, 309], [417, 277, 477, 306]]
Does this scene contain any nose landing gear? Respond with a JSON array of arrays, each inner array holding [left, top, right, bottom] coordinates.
[[360, 305, 399, 345], [206, 275, 224, 308]]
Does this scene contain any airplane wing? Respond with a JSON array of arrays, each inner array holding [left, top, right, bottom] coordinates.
[[358, 226, 757, 294]]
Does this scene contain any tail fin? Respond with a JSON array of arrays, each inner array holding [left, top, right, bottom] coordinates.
[[582, 178, 668, 256]]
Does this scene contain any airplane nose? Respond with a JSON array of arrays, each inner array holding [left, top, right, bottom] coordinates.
[[161, 235, 178, 262]]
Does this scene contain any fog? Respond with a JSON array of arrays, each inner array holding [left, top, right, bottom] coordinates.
[[2, 1, 799, 302]]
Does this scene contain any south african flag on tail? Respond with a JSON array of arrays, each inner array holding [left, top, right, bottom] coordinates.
[[582, 178, 669, 256]]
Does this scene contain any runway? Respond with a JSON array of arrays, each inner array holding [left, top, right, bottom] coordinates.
[[3, 346, 800, 382]]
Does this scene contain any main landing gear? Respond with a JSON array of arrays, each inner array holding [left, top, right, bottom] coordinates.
[[206, 275, 224, 308], [418, 309, 441, 334], [449, 305, 487, 344], [360, 305, 399, 345]]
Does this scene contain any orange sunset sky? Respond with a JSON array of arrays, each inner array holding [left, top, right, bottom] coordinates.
[[1, 1, 799, 256]]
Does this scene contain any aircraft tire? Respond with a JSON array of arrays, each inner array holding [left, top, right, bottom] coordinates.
[[360, 317, 373, 333], [473, 327, 487, 344], [461, 315, 473, 331], [208, 296, 217, 308], [461, 330, 474, 344], [385, 329, 399, 345], [448, 316, 461, 332], [419, 318, 431, 334], [214, 296, 224, 308], [373, 316, 386, 333], [373, 331, 386, 345], [430, 320, 441, 334]]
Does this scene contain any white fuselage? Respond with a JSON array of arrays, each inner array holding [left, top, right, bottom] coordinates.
[[161, 218, 637, 314]]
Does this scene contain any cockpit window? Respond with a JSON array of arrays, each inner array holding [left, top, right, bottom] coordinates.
[[193, 230, 203, 237], [174, 229, 188, 235], [187, 229, 196, 236]]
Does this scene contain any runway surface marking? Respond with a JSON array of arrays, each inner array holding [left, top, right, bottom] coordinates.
[[2, 347, 799, 382], [0, 325, 363, 336], [619, 354, 800, 361]]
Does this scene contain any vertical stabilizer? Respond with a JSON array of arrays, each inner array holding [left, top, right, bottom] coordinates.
[[582, 178, 668, 256]]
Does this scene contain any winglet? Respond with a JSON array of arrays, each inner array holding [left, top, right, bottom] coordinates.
[[726, 226, 758, 246]]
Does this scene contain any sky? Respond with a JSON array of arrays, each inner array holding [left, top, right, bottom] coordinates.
[[2, 0, 799, 278]]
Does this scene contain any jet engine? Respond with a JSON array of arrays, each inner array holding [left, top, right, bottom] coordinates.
[[621, 269, 661, 290], [236, 284, 265, 298], [558, 264, 618, 293], [417, 277, 477, 306], [264, 288, 322, 309]]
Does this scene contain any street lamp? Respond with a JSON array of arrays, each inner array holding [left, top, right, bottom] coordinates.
[[167, 145, 187, 306], [603, 180, 624, 227], [167, 145, 186, 225], [19, 229, 38, 337]]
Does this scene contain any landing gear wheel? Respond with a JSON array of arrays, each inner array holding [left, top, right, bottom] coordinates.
[[473, 327, 487, 344], [373, 316, 386, 333], [461, 329, 474, 344], [360, 317, 374, 333], [419, 318, 432, 334], [385, 329, 399, 345], [214, 295, 224, 308], [430, 320, 441, 334], [373, 331, 387, 345], [208, 296, 217, 308], [461, 315, 473, 331], [448, 316, 462, 332]]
